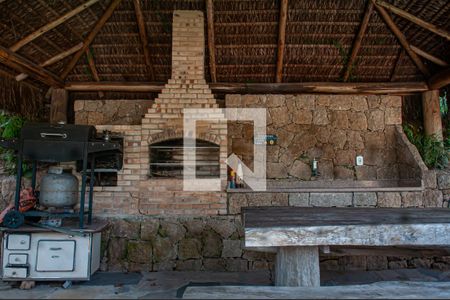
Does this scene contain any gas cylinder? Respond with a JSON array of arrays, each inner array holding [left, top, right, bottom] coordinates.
[[39, 167, 79, 208]]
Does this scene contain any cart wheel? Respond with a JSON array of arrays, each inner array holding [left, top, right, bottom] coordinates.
[[3, 210, 24, 229]]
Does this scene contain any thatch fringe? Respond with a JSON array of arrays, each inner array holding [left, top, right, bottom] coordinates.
[[0, 74, 46, 120]]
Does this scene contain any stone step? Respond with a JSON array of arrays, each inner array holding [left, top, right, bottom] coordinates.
[[183, 281, 450, 299]]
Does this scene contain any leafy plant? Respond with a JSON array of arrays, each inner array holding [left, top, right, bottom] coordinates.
[[403, 123, 449, 169], [0, 112, 31, 177], [440, 90, 448, 117]]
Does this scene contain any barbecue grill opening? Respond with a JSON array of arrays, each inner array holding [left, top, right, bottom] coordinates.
[[74, 131, 123, 187], [149, 138, 220, 178]]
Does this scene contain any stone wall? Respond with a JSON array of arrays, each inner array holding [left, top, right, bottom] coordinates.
[[227, 189, 444, 215], [98, 214, 450, 275], [226, 94, 402, 180], [0, 174, 15, 211], [99, 216, 274, 273], [74, 100, 153, 125], [437, 170, 450, 208]]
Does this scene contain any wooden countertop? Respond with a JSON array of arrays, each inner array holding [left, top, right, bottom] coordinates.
[[243, 207, 450, 228], [0, 220, 109, 233]]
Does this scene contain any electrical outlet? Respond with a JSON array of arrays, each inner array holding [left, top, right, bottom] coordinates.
[[356, 155, 364, 166]]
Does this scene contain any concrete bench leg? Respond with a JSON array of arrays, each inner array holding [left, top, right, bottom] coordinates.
[[275, 246, 320, 287]]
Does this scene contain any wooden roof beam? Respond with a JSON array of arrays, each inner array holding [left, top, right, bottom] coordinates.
[[16, 43, 83, 82], [85, 48, 104, 98], [9, 0, 101, 52], [65, 81, 429, 95], [61, 0, 123, 80], [428, 68, 450, 90], [0, 45, 64, 87], [343, 1, 374, 82], [410, 45, 448, 67], [206, 0, 217, 83], [275, 0, 288, 83], [376, 0, 450, 41], [36, 0, 85, 41], [133, 0, 154, 81], [373, 1, 431, 77], [390, 49, 403, 81]]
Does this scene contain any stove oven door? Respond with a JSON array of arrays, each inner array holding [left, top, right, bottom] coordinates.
[[36, 240, 76, 272]]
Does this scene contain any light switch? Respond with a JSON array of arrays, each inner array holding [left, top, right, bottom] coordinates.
[[356, 155, 364, 166]]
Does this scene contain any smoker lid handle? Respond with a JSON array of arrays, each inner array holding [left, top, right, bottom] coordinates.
[[40, 132, 68, 139]]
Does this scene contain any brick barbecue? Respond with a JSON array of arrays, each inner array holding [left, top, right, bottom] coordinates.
[[87, 11, 228, 216]]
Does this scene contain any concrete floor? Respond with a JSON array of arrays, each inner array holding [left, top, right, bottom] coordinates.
[[0, 269, 449, 299]]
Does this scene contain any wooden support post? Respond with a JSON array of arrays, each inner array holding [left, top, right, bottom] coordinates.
[[61, 0, 123, 80], [133, 0, 154, 81], [374, 1, 430, 77], [50, 89, 69, 124], [9, 0, 100, 52], [275, 0, 288, 83], [206, 0, 217, 83], [376, 0, 450, 41], [343, 1, 374, 81], [422, 90, 443, 140], [275, 246, 320, 287]]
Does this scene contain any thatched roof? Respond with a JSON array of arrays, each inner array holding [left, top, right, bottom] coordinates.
[[0, 0, 448, 89]]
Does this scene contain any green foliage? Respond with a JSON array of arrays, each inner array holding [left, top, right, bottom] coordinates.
[[403, 124, 449, 169], [440, 91, 448, 117], [0, 112, 30, 177]]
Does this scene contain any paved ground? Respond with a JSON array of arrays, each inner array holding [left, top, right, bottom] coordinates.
[[0, 269, 449, 299]]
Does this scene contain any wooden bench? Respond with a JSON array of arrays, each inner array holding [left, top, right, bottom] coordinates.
[[243, 207, 450, 287]]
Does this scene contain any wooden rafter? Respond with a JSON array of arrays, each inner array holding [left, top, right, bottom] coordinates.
[[60, 0, 123, 80], [343, 1, 374, 82], [20, 1, 70, 51], [65, 81, 429, 95], [376, 0, 450, 41], [16, 43, 83, 82], [410, 45, 448, 67], [85, 48, 104, 98], [10, 0, 101, 52], [133, 0, 154, 81], [8, 13, 63, 54], [206, 0, 217, 83], [275, 0, 288, 83], [373, 1, 430, 77], [414, 2, 450, 49], [0, 45, 63, 87], [36, 0, 85, 41], [390, 49, 403, 82], [428, 68, 450, 90]]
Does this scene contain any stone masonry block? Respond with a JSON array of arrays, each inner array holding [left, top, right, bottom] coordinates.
[[310, 193, 353, 207], [353, 192, 377, 207], [377, 192, 401, 207], [401, 192, 423, 207], [222, 239, 243, 258], [288, 193, 310, 207]]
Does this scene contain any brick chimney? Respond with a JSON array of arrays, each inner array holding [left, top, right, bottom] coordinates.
[[139, 11, 227, 216]]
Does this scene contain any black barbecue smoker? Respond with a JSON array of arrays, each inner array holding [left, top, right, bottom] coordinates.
[[0, 123, 122, 229]]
